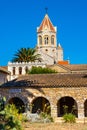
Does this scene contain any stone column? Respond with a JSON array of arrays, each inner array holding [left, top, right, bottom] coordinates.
[[51, 104, 57, 118], [78, 102, 84, 119], [7, 66, 12, 75], [16, 67, 19, 75], [22, 66, 26, 75]]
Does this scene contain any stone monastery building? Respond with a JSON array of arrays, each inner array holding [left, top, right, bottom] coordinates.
[[8, 14, 64, 80], [1, 13, 87, 123]]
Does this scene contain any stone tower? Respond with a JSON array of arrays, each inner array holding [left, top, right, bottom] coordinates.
[[36, 14, 63, 65], [57, 43, 63, 61]]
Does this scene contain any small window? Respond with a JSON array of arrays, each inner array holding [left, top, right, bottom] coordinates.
[[13, 67, 15, 75], [44, 35, 48, 45], [19, 67, 22, 75], [39, 36, 42, 45], [45, 49, 48, 52]]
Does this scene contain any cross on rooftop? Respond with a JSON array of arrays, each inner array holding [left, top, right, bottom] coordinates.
[[45, 7, 48, 14]]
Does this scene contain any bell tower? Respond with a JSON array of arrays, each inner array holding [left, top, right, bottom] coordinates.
[[36, 13, 64, 64], [37, 14, 57, 59]]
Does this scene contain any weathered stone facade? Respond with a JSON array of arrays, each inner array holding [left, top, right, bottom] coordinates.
[[0, 86, 87, 122], [0, 67, 10, 85], [1, 73, 87, 123], [1, 13, 87, 124]]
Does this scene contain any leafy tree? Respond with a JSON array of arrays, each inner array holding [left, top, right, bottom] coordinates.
[[12, 48, 42, 62]]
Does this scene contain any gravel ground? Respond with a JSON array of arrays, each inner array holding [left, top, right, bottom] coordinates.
[[23, 122, 87, 130]]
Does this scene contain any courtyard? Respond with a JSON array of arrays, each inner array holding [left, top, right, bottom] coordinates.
[[24, 122, 87, 130]]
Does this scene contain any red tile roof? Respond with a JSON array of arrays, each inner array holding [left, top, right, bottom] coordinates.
[[58, 61, 69, 65], [2, 73, 87, 88]]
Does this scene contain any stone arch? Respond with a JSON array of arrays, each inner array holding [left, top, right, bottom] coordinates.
[[57, 96, 78, 117], [6, 95, 29, 113], [8, 97, 25, 113], [31, 96, 51, 114], [84, 99, 87, 117], [44, 35, 49, 45]]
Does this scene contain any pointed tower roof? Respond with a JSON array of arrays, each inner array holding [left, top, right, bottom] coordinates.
[[37, 14, 56, 32]]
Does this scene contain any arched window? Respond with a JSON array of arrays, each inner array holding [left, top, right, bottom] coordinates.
[[39, 36, 42, 45], [8, 97, 25, 113], [13, 67, 15, 75], [19, 67, 22, 75], [44, 35, 49, 45], [57, 96, 78, 117], [51, 35, 55, 45], [32, 97, 51, 114]]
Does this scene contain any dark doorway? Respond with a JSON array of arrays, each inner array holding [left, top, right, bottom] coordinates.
[[57, 96, 78, 117], [8, 97, 25, 113], [32, 97, 51, 114]]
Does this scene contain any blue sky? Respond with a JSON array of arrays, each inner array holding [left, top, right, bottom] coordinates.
[[0, 0, 87, 66]]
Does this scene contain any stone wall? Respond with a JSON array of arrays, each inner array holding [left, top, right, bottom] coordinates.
[[0, 72, 8, 85], [0, 86, 87, 122], [49, 65, 69, 73]]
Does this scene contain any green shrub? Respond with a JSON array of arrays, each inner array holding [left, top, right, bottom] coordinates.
[[40, 112, 53, 122], [43, 103, 51, 114], [63, 113, 76, 123], [4, 104, 23, 130], [28, 66, 57, 74], [63, 105, 68, 114], [5, 117, 22, 130], [0, 104, 24, 130], [0, 124, 5, 130], [40, 103, 53, 122]]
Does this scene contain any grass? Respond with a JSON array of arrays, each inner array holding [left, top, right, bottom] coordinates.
[[23, 122, 87, 130]]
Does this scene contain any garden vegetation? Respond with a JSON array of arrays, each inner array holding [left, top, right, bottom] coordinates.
[[0, 97, 25, 130], [28, 66, 57, 74]]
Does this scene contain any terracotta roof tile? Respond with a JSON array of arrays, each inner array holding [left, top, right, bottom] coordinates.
[[0, 66, 10, 74], [58, 61, 69, 65], [62, 64, 87, 71], [38, 14, 56, 32], [1, 73, 87, 88]]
